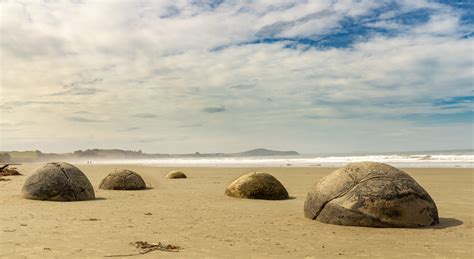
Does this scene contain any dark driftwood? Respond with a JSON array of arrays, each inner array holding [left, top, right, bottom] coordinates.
[[104, 241, 180, 257], [0, 164, 11, 171], [0, 164, 22, 176]]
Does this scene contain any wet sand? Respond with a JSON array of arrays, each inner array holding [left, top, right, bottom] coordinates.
[[0, 164, 473, 258]]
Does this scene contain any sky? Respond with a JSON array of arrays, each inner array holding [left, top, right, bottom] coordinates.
[[0, 0, 473, 154]]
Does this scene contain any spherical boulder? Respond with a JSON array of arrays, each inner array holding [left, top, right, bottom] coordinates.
[[165, 171, 187, 179], [22, 162, 95, 201], [99, 169, 146, 190], [304, 162, 439, 228], [225, 172, 289, 200]]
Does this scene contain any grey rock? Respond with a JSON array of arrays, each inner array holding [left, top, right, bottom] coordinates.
[[304, 162, 439, 227], [225, 172, 289, 200], [22, 162, 95, 201], [165, 171, 187, 179], [99, 169, 146, 190]]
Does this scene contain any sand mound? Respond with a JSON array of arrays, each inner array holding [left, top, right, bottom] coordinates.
[[225, 172, 289, 200], [22, 162, 95, 201], [166, 171, 187, 179], [99, 169, 146, 190], [304, 162, 439, 227]]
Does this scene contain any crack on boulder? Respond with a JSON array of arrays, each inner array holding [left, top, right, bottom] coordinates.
[[34, 163, 69, 200], [51, 162, 77, 201], [314, 175, 406, 220]]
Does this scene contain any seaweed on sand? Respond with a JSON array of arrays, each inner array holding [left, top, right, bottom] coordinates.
[[105, 241, 181, 257]]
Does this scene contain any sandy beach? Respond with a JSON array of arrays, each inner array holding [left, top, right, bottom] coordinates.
[[0, 164, 472, 258]]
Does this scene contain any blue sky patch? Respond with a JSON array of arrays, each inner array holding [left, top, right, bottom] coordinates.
[[160, 6, 180, 19], [436, 0, 474, 25], [403, 111, 473, 124], [191, 0, 224, 9], [433, 95, 474, 106], [212, 2, 441, 51]]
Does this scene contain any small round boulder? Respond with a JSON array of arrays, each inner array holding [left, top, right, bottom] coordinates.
[[304, 162, 439, 228], [225, 172, 289, 200], [22, 162, 95, 201], [165, 171, 187, 179], [99, 169, 146, 190]]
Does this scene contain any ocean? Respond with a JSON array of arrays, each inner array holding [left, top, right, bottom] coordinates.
[[89, 149, 473, 168]]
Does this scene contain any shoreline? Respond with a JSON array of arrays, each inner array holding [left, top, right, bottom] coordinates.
[[57, 162, 474, 169], [6, 161, 474, 169]]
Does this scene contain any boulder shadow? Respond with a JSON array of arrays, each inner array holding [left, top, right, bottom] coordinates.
[[35, 197, 107, 202], [426, 217, 463, 229], [260, 196, 297, 201], [97, 187, 154, 191], [92, 197, 107, 201]]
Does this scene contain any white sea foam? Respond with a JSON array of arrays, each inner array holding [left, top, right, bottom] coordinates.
[[88, 153, 474, 168]]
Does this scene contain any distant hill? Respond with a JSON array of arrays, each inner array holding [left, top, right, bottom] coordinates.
[[0, 148, 299, 163], [72, 149, 160, 158], [232, 148, 299, 157]]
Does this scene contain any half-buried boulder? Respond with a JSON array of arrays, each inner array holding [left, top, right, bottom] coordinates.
[[165, 171, 187, 179], [99, 169, 146, 190], [225, 172, 289, 200], [22, 162, 95, 201], [304, 162, 439, 227]]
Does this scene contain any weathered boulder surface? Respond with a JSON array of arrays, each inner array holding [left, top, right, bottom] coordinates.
[[22, 162, 95, 201], [225, 172, 289, 200], [99, 169, 146, 190], [304, 162, 439, 227], [166, 171, 187, 179]]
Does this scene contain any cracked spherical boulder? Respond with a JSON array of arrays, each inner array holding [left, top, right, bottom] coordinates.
[[225, 172, 289, 200], [99, 169, 146, 190], [22, 162, 95, 201], [304, 162, 439, 228], [165, 171, 187, 179]]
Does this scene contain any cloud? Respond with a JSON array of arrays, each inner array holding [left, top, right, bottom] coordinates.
[[0, 121, 32, 126], [133, 113, 158, 119], [138, 137, 165, 143], [67, 117, 107, 123], [179, 123, 203, 128], [402, 111, 474, 125], [50, 87, 103, 96], [202, 106, 226, 113], [50, 77, 104, 96], [230, 83, 255, 90], [0, 101, 73, 110], [0, 121, 35, 133], [119, 127, 141, 132]]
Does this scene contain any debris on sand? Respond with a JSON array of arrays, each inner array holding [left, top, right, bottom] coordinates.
[[81, 218, 100, 221], [105, 241, 181, 257], [0, 164, 22, 176], [133, 241, 180, 253], [0, 177, 10, 181]]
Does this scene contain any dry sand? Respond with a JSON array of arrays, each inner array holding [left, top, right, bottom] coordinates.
[[0, 164, 473, 258]]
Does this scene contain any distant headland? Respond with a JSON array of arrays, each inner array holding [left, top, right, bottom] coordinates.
[[0, 148, 299, 163]]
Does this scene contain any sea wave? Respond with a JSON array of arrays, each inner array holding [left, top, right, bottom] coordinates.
[[88, 153, 474, 168]]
